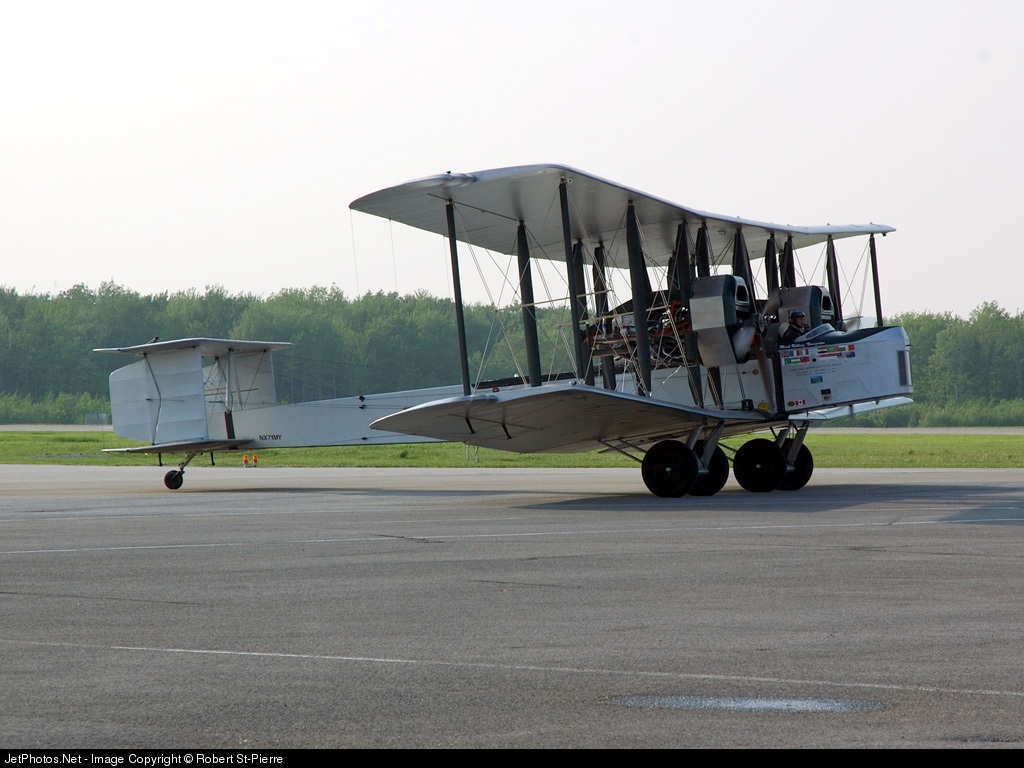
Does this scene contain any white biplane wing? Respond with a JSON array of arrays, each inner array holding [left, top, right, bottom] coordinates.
[[350, 164, 894, 267], [352, 164, 912, 498], [373, 385, 770, 454]]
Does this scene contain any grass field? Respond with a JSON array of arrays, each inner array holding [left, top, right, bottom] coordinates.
[[1, 430, 1022, 469]]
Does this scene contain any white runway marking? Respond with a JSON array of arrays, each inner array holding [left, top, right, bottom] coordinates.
[[5, 637, 1023, 700]]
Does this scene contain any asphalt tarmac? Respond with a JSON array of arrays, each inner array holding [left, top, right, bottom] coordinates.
[[2, 465, 1024, 748]]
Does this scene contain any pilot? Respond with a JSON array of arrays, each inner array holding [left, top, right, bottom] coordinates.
[[782, 310, 810, 343]]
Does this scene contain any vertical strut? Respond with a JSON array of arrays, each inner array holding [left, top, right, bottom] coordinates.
[[625, 202, 652, 395], [694, 223, 711, 278], [666, 226, 683, 302], [673, 222, 702, 406], [825, 235, 844, 327], [732, 230, 757, 307], [592, 242, 616, 390], [559, 179, 587, 380], [781, 236, 796, 288], [765, 233, 780, 298], [445, 200, 472, 396], [694, 221, 722, 406], [516, 222, 543, 387], [869, 233, 884, 327], [571, 240, 594, 385]]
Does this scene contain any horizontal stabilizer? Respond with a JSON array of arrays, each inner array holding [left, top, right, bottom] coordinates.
[[103, 438, 252, 455]]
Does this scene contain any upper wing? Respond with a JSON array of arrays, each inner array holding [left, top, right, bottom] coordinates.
[[350, 164, 894, 268], [371, 385, 772, 454]]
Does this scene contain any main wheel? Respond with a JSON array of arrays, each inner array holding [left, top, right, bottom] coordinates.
[[777, 438, 814, 491], [732, 438, 786, 492], [641, 440, 699, 497], [687, 441, 730, 496], [163, 470, 184, 490]]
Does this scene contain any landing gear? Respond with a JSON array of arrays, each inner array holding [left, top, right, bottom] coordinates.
[[688, 441, 730, 497], [161, 452, 199, 490], [641, 440, 699, 497], [778, 438, 814, 491], [732, 438, 787, 492], [640, 428, 813, 498]]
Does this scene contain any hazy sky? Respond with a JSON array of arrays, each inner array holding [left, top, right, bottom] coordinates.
[[2, 1, 1021, 318]]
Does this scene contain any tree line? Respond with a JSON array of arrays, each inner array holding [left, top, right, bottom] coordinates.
[[0, 283, 577, 421], [1, 283, 1022, 425]]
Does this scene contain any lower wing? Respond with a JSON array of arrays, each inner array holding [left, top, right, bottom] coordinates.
[[792, 397, 913, 421], [371, 384, 772, 454]]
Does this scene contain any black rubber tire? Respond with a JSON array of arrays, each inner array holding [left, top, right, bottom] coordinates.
[[641, 440, 699, 498], [163, 470, 184, 490], [687, 441, 730, 496], [777, 438, 814, 491], [732, 438, 786, 493]]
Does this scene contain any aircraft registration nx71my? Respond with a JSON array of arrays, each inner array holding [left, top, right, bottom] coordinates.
[[350, 164, 912, 497]]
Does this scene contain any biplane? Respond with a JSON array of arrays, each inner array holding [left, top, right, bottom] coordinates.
[[95, 337, 469, 489], [350, 164, 912, 497]]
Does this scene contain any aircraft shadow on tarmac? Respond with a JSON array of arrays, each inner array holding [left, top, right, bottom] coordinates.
[[520, 481, 1024, 525], [176, 476, 1024, 526]]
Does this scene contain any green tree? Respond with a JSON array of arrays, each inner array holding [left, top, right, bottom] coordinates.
[[234, 286, 355, 402], [162, 285, 258, 340]]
